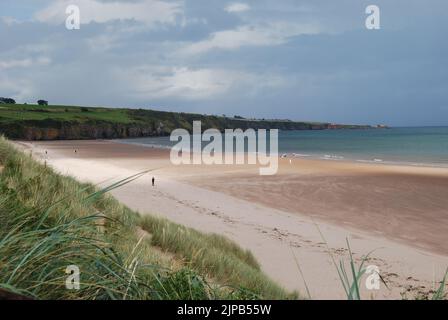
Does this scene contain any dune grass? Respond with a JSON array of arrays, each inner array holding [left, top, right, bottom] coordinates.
[[138, 215, 291, 299], [0, 137, 292, 300]]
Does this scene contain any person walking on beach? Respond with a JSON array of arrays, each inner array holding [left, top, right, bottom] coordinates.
[[152, 177, 155, 187]]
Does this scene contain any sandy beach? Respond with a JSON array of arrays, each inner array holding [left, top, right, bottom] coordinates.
[[15, 139, 448, 299]]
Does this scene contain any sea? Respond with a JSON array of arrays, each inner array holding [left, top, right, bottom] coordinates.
[[117, 127, 448, 167]]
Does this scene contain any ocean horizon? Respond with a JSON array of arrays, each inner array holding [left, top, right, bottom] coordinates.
[[117, 126, 448, 167]]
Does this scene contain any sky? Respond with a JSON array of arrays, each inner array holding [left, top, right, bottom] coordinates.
[[0, 0, 447, 126]]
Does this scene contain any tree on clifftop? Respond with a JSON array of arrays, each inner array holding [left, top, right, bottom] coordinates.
[[0, 97, 16, 104]]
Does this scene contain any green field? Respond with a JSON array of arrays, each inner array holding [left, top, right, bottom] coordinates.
[[0, 104, 134, 123]]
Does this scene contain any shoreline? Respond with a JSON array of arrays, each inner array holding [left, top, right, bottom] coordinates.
[[112, 137, 448, 170], [17, 136, 448, 172], [15, 139, 448, 299]]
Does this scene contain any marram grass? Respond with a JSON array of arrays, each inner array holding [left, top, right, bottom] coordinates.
[[0, 137, 293, 300]]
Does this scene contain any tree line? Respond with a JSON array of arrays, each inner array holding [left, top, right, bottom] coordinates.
[[0, 97, 48, 106]]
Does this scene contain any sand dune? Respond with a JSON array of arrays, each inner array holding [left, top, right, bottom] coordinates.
[[16, 139, 448, 299]]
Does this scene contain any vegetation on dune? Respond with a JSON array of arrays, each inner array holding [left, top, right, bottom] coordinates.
[[139, 216, 290, 299], [0, 137, 293, 300], [0, 104, 372, 140]]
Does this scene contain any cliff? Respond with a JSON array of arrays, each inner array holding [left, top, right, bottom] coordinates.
[[0, 104, 373, 141]]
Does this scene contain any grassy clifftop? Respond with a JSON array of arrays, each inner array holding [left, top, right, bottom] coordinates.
[[0, 104, 372, 140], [0, 137, 293, 300]]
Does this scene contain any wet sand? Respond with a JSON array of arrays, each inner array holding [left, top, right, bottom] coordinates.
[[187, 162, 448, 256], [15, 139, 448, 299]]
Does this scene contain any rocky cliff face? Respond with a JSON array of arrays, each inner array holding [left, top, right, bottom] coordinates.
[[1, 121, 170, 140], [0, 119, 371, 141]]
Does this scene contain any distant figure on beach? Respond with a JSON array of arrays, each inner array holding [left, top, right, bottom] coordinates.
[[152, 177, 155, 187]]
